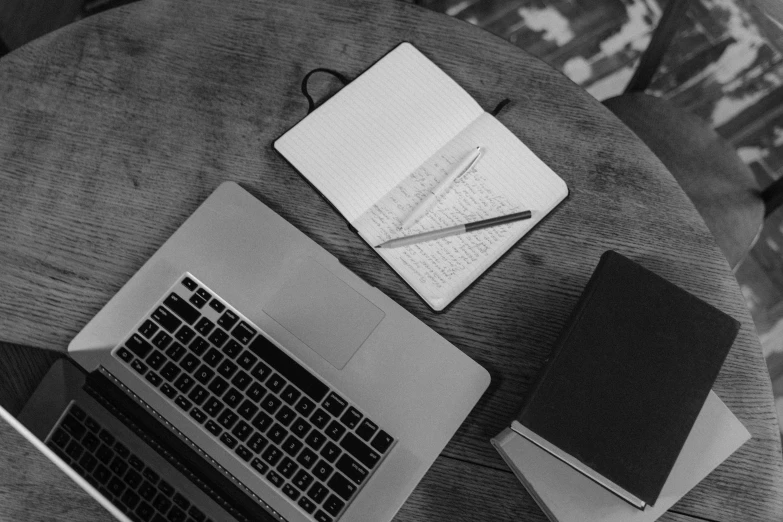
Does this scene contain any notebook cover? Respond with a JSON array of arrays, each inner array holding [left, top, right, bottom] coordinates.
[[517, 250, 740, 507]]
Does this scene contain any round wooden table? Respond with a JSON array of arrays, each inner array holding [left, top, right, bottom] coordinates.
[[0, 0, 781, 520]]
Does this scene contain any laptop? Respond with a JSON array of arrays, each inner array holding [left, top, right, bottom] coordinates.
[[13, 181, 491, 522]]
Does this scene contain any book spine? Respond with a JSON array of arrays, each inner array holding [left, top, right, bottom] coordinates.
[[515, 251, 614, 422]]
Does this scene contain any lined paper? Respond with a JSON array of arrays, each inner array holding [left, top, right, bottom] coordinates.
[[274, 43, 568, 310]]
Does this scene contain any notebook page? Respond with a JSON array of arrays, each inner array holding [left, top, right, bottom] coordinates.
[[274, 42, 483, 223], [353, 112, 568, 310]]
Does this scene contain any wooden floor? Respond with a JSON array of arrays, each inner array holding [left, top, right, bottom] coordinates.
[[3, 0, 783, 441]]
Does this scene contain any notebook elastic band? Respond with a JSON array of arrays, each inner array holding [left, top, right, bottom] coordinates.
[[301, 68, 351, 114]]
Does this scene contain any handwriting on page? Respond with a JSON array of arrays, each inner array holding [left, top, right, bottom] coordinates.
[[354, 150, 528, 293]]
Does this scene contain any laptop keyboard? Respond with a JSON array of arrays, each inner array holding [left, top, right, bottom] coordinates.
[[46, 402, 212, 522], [112, 274, 395, 522]]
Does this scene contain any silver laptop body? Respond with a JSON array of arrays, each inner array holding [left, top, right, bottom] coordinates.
[[27, 181, 490, 522]]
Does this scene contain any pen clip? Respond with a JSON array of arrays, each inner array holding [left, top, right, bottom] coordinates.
[[455, 148, 483, 182]]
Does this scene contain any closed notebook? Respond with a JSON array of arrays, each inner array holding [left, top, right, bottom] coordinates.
[[514, 250, 740, 508], [274, 42, 568, 311]]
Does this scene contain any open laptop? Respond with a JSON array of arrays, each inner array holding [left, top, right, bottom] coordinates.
[[13, 181, 490, 522]]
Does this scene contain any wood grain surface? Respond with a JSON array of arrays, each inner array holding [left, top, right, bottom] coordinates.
[[0, 0, 781, 520]]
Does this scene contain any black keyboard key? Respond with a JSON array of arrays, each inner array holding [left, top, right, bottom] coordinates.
[[151, 306, 182, 334], [224, 388, 243, 408], [147, 350, 166, 370], [85, 416, 100, 433], [164, 293, 199, 324], [60, 415, 87, 439], [246, 382, 266, 403], [217, 359, 238, 379], [323, 494, 346, 517], [168, 506, 187, 522], [116, 347, 134, 363], [251, 457, 269, 475], [188, 505, 206, 522], [152, 331, 172, 350], [65, 440, 84, 459], [131, 359, 149, 375], [265, 374, 286, 393], [51, 428, 70, 449], [267, 469, 284, 487], [82, 432, 100, 452], [181, 277, 197, 291], [79, 452, 98, 473], [237, 399, 259, 421], [320, 441, 340, 463], [99, 429, 115, 446], [96, 444, 113, 464], [94, 464, 111, 485], [140, 319, 159, 339], [371, 430, 394, 453], [328, 472, 357, 501], [280, 385, 301, 405], [195, 317, 215, 336], [175, 395, 193, 411], [128, 454, 144, 470], [340, 407, 362, 430], [262, 446, 283, 466], [297, 447, 318, 469], [219, 431, 238, 449], [222, 339, 243, 359], [108, 476, 126, 497], [356, 419, 378, 441], [180, 353, 200, 373], [193, 287, 210, 301], [209, 299, 225, 313], [261, 394, 282, 414], [160, 362, 181, 381], [275, 405, 296, 426], [127, 334, 153, 358], [322, 393, 347, 417], [236, 350, 258, 370], [308, 482, 329, 504], [268, 424, 288, 445], [282, 483, 300, 501], [248, 433, 268, 453], [293, 469, 314, 492], [208, 328, 229, 347], [250, 361, 272, 382], [189, 408, 207, 424], [160, 383, 177, 399], [232, 321, 256, 344], [189, 337, 210, 356], [70, 404, 87, 420], [124, 468, 143, 489], [159, 480, 175, 496], [203, 348, 224, 368], [205, 420, 222, 436], [298, 496, 317, 514], [172, 492, 190, 510], [188, 385, 209, 405], [341, 432, 380, 469], [325, 420, 346, 441], [175, 374, 195, 393], [136, 501, 155, 520], [207, 376, 229, 395], [217, 310, 239, 331], [314, 511, 333, 522], [175, 326, 196, 345], [282, 435, 304, 456], [312, 460, 333, 482], [231, 370, 252, 391], [291, 418, 312, 439], [306, 430, 327, 451], [189, 293, 207, 309], [143, 468, 159, 484], [235, 444, 252, 462], [336, 454, 368, 485], [115, 442, 130, 459], [252, 411, 273, 432], [278, 456, 298, 478], [194, 364, 215, 385], [249, 336, 329, 401], [152, 493, 172, 513], [310, 409, 330, 430], [165, 342, 187, 362], [232, 420, 252, 442], [218, 409, 238, 429]]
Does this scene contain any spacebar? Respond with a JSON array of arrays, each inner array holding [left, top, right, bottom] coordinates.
[[248, 335, 329, 402]]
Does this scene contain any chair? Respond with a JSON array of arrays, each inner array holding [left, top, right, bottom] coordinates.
[[601, 0, 783, 271]]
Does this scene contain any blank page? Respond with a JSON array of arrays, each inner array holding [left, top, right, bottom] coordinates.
[[275, 42, 483, 223]]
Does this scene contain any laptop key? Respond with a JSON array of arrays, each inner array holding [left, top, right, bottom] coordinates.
[[175, 325, 195, 345], [251, 411, 273, 432], [231, 370, 252, 391], [310, 409, 330, 430], [336, 454, 368, 485], [217, 310, 238, 331], [180, 353, 200, 373], [251, 457, 269, 475], [237, 399, 259, 420], [356, 418, 378, 441], [80, 434, 98, 455], [291, 418, 311, 439], [117, 347, 134, 363], [189, 408, 207, 424], [165, 342, 186, 361], [320, 442, 340, 463], [250, 361, 272, 382], [371, 430, 394, 454], [164, 293, 199, 324], [181, 277, 197, 291], [60, 415, 87, 439], [232, 420, 252, 442], [268, 424, 288, 445], [297, 447, 318, 469], [208, 298, 225, 313], [282, 435, 304, 456], [222, 339, 243, 359], [175, 395, 193, 412], [219, 432, 238, 449], [207, 376, 229, 395], [293, 469, 314, 491], [298, 496, 317, 514], [314, 511, 333, 522], [232, 321, 255, 344], [265, 374, 286, 393], [340, 407, 362, 429], [203, 348, 223, 368], [131, 359, 149, 375], [205, 420, 222, 436], [275, 405, 296, 426], [208, 328, 229, 347], [278, 456, 298, 478], [189, 337, 210, 356], [194, 365, 215, 385], [312, 460, 333, 482], [341, 433, 380, 469], [51, 428, 70, 448], [248, 336, 329, 401], [280, 385, 301, 405], [266, 469, 284, 487], [282, 483, 300, 501], [188, 385, 209, 405], [174, 374, 195, 393], [306, 430, 326, 451], [236, 350, 257, 370], [322, 393, 347, 417], [248, 433, 268, 453], [160, 383, 177, 399], [323, 494, 346, 517], [261, 394, 282, 414], [308, 482, 329, 504], [328, 472, 357, 501], [295, 396, 315, 417], [224, 388, 243, 408], [217, 409, 238, 429], [126, 334, 153, 358], [189, 293, 207, 309], [217, 359, 238, 379], [139, 319, 159, 339], [325, 420, 346, 441], [151, 306, 182, 334], [195, 317, 215, 336], [160, 362, 181, 381], [235, 445, 252, 462], [262, 446, 283, 466]]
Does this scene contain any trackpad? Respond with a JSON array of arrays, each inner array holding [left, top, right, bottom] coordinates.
[[263, 257, 385, 369]]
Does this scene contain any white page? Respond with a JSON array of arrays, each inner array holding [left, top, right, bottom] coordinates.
[[353, 112, 568, 310], [275, 42, 483, 223], [492, 391, 750, 522]]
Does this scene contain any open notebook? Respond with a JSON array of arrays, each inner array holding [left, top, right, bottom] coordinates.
[[275, 42, 568, 310]]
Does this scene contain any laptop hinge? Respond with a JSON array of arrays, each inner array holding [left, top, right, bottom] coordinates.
[[84, 367, 285, 522]]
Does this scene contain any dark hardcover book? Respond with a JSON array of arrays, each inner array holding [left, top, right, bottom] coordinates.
[[514, 250, 740, 509]]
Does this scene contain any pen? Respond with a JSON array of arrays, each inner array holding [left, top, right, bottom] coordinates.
[[376, 210, 532, 249], [401, 146, 483, 229]]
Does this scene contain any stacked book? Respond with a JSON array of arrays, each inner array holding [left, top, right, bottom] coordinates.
[[492, 251, 750, 521]]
